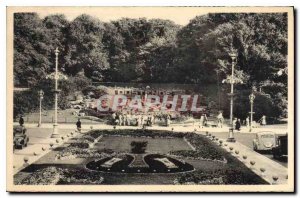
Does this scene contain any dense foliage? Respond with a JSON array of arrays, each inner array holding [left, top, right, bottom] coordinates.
[[176, 168, 268, 185], [88, 129, 185, 139], [13, 12, 288, 119], [170, 133, 225, 161], [16, 166, 105, 185], [130, 141, 148, 153]]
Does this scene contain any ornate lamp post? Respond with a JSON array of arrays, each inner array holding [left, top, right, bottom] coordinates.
[[144, 85, 150, 113], [52, 48, 60, 138], [249, 88, 256, 132], [227, 47, 238, 142], [38, 90, 44, 127], [46, 48, 67, 138]]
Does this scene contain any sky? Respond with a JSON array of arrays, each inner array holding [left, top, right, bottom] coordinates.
[[35, 7, 210, 25]]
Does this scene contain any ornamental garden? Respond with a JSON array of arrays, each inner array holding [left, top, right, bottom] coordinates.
[[14, 129, 267, 185]]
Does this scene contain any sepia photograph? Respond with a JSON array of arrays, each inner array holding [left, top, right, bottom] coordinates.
[[6, 6, 294, 192]]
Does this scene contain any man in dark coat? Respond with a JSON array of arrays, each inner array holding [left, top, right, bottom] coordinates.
[[235, 119, 241, 131], [76, 118, 82, 132], [19, 116, 24, 126]]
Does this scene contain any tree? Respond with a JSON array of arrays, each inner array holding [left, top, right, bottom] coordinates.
[[135, 19, 180, 82], [13, 12, 288, 120], [14, 13, 51, 87], [43, 14, 70, 73], [64, 14, 110, 80], [58, 74, 92, 109]]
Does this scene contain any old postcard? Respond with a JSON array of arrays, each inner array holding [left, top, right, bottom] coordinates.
[[6, 6, 294, 192]]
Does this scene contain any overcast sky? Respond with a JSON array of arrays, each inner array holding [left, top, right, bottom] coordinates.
[[36, 7, 210, 25]]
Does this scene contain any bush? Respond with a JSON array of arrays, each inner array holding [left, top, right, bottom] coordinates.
[[88, 129, 185, 139], [16, 167, 61, 185], [57, 147, 114, 159], [70, 142, 90, 148], [59, 168, 104, 184], [176, 133, 225, 160], [177, 169, 268, 185], [170, 150, 223, 161], [130, 141, 148, 154], [16, 166, 105, 185]]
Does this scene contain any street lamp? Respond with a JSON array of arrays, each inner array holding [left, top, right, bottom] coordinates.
[[144, 85, 150, 113], [227, 46, 237, 142], [249, 88, 256, 132], [38, 90, 44, 127], [46, 48, 67, 138], [52, 48, 60, 138]]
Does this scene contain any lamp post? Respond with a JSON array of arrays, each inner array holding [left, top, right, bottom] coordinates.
[[249, 89, 256, 132], [51, 48, 60, 138], [144, 85, 150, 113], [227, 47, 237, 142], [38, 90, 44, 127]]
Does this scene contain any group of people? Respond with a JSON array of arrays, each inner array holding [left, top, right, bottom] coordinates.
[[17, 110, 267, 132], [112, 112, 155, 127], [111, 111, 172, 127], [215, 112, 267, 131], [199, 113, 208, 128]]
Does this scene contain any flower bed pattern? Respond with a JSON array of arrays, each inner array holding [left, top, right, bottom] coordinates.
[[15, 129, 267, 185], [16, 166, 105, 185], [16, 167, 62, 185], [170, 133, 225, 161], [175, 168, 268, 185]]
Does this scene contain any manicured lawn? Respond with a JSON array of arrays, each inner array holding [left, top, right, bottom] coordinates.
[[95, 136, 193, 153]]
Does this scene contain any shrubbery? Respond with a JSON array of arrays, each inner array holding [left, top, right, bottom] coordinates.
[[16, 166, 105, 185], [170, 150, 224, 161], [56, 147, 114, 159], [171, 133, 225, 161], [59, 168, 104, 184], [130, 141, 148, 154], [88, 129, 185, 139], [16, 167, 62, 185], [177, 169, 267, 185]]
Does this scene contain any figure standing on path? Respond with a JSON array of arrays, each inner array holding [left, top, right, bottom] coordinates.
[[203, 113, 208, 127], [261, 115, 267, 126], [233, 118, 237, 129], [166, 114, 171, 127], [118, 113, 122, 126], [199, 114, 204, 128], [217, 112, 224, 128], [112, 112, 116, 125], [246, 116, 250, 127], [19, 116, 24, 127], [76, 118, 82, 132], [235, 118, 241, 131]]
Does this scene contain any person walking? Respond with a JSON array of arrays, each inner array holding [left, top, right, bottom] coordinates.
[[199, 114, 204, 128], [203, 113, 208, 127], [76, 118, 82, 132], [235, 118, 241, 131], [19, 116, 24, 127], [217, 112, 224, 128], [246, 116, 250, 127], [166, 114, 171, 127], [261, 115, 267, 126], [140, 115, 144, 127], [233, 118, 237, 130], [115, 113, 120, 126], [112, 112, 116, 125]]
